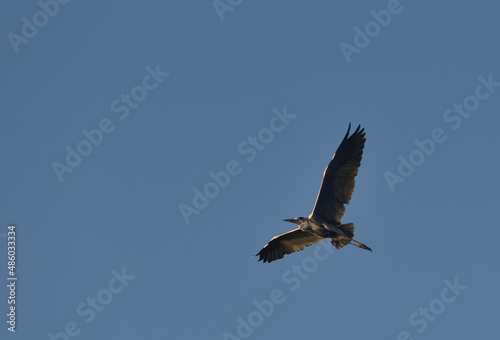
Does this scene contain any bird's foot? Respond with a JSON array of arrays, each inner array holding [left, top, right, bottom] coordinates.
[[355, 243, 372, 252], [351, 240, 372, 252]]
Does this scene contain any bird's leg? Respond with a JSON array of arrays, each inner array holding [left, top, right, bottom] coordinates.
[[350, 239, 372, 252]]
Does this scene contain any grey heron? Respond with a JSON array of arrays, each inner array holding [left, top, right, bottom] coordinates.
[[255, 124, 371, 263]]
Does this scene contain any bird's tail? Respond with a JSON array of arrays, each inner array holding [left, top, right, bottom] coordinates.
[[330, 223, 372, 251]]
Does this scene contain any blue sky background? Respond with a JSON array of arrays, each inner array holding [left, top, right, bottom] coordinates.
[[1, 1, 500, 339]]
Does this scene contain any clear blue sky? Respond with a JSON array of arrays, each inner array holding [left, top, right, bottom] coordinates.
[[1, 1, 500, 339]]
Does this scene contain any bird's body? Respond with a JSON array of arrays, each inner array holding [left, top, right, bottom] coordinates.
[[290, 215, 342, 237], [255, 124, 371, 263]]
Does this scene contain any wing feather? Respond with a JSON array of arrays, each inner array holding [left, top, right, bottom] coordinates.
[[311, 124, 366, 223], [256, 228, 324, 263]]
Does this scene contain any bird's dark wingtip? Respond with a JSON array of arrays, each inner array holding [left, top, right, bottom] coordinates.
[[344, 124, 351, 140], [345, 122, 364, 136], [254, 251, 265, 262]]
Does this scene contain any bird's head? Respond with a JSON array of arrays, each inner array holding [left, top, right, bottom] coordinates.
[[283, 217, 306, 225]]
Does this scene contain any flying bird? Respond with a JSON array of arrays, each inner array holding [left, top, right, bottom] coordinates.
[[255, 124, 371, 263]]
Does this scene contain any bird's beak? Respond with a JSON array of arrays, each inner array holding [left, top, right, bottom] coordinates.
[[283, 219, 296, 224]]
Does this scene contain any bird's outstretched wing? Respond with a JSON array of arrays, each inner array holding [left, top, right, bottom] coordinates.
[[256, 228, 324, 263], [311, 124, 366, 224]]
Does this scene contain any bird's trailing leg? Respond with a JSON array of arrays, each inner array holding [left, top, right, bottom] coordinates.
[[350, 239, 372, 252]]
